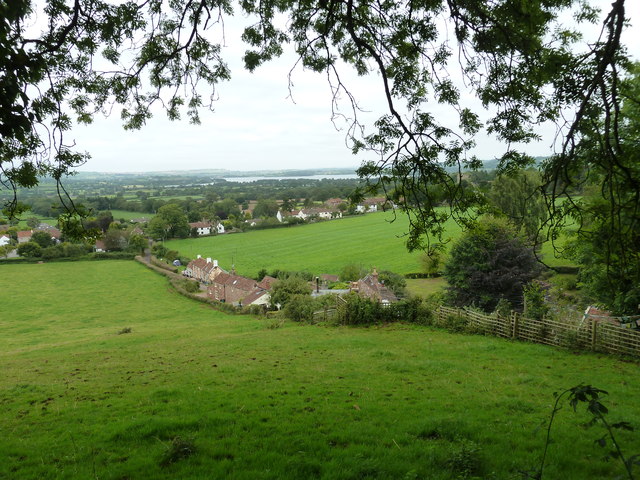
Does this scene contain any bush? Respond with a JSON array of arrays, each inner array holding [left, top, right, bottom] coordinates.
[[444, 217, 541, 312], [182, 279, 200, 293], [270, 276, 312, 308], [41, 245, 63, 259], [283, 294, 318, 322], [17, 241, 42, 258]]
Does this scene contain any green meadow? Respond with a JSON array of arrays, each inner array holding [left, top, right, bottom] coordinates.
[[166, 211, 572, 278], [1, 261, 638, 479], [166, 212, 459, 278], [110, 209, 155, 221]]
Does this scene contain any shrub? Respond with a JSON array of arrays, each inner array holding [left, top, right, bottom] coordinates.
[[270, 276, 312, 309], [41, 245, 63, 259], [17, 241, 42, 258], [283, 294, 317, 322], [444, 217, 541, 312], [524, 281, 549, 320], [182, 279, 200, 293]]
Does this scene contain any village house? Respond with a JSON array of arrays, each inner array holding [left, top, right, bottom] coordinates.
[[355, 197, 395, 213], [17, 230, 32, 243], [205, 271, 274, 307], [350, 269, 398, 304], [188, 221, 225, 236], [189, 221, 212, 236], [183, 256, 226, 283], [0, 234, 10, 247], [207, 272, 260, 305], [324, 198, 345, 208]]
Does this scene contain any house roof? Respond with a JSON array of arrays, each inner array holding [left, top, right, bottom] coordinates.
[[320, 274, 340, 283], [212, 272, 258, 291], [17, 230, 32, 238], [257, 275, 278, 290], [242, 288, 269, 305], [95, 240, 106, 250], [189, 221, 211, 228], [359, 272, 398, 303], [45, 227, 61, 238], [187, 257, 218, 273]]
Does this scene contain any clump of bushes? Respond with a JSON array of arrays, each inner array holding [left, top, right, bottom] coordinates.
[[181, 279, 200, 293], [334, 293, 434, 326]]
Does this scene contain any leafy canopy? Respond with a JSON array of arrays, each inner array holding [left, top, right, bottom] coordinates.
[[0, 0, 636, 281]]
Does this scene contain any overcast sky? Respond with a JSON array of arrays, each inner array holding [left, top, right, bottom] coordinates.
[[71, 1, 640, 174]]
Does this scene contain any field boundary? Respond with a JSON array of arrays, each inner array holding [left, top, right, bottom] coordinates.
[[437, 305, 640, 357]]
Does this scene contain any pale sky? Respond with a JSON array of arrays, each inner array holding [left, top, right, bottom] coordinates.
[[71, 1, 640, 174]]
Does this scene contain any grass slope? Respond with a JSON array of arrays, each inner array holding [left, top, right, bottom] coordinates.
[[166, 212, 572, 279], [1, 261, 638, 479], [166, 212, 461, 278]]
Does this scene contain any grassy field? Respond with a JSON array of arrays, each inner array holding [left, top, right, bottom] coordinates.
[[1, 260, 638, 479], [166, 211, 573, 279], [166, 212, 461, 278], [110, 209, 155, 221]]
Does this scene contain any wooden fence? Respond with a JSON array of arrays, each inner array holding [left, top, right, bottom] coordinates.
[[437, 305, 640, 357]]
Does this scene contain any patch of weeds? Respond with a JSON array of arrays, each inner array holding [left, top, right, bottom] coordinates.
[[265, 317, 285, 329], [117, 327, 132, 335], [559, 330, 582, 350], [447, 440, 483, 479], [415, 419, 471, 442], [158, 436, 196, 468]]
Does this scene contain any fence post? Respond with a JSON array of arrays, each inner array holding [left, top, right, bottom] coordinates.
[[511, 311, 519, 339], [591, 319, 598, 351]]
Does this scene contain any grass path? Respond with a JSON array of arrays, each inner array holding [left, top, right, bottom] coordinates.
[[1, 261, 636, 479]]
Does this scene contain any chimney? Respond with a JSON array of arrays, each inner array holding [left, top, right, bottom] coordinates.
[[206, 257, 212, 263], [213, 259, 218, 268], [197, 255, 201, 259], [372, 267, 378, 281]]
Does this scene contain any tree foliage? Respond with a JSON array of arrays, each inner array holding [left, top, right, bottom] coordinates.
[[562, 64, 640, 314], [147, 204, 190, 240], [17, 241, 42, 258], [270, 276, 311, 309], [488, 169, 547, 241], [0, 0, 636, 306], [31, 230, 55, 248], [444, 218, 541, 312]]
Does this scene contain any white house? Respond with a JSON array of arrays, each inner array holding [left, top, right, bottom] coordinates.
[[189, 221, 212, 235], [0, 235, 10, 247]]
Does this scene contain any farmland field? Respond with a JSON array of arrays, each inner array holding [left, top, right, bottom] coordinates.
[[1, 260, 638, 479], [166, 211, 573, 278], [166, 212, 459, 278]]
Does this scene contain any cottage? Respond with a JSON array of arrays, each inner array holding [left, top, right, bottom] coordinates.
[[189, 221, 212, 236], [207, 272, 260, 305], [94, 240, 106, 252], [17, 230, 33, 243], [183, 256, 226, 283], [0, 235, 10, 247], [257, 275, 278, 290], [351, 269, 398, 304]]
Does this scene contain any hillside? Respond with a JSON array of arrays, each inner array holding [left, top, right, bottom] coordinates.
[[1, 261, 637, 479], [165, 211, 571, 279], [165, 211, 462, 278]]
